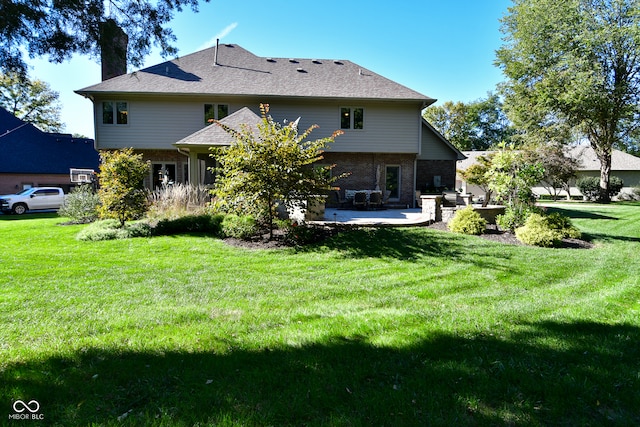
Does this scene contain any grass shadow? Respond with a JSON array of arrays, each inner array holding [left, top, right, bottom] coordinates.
[[2, 321, 638, 426], [0, 212, 60, 221], [546, 207, 618, 220]]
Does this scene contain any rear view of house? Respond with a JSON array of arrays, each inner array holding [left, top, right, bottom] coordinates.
[[76, 43, 463, 206]]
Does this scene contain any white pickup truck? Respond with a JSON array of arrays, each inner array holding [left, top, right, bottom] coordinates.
[[0, 187, 66, 215]]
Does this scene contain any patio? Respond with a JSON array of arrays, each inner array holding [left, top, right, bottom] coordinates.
[[317, 208, 429, 226]]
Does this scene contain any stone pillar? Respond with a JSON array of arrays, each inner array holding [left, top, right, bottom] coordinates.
[[421, 195, 442, 222]]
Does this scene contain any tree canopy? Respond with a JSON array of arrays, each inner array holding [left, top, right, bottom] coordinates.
[[0, 72, 63, 132], [0, 0, 208, 75], [496, 0, 640, 202], [422, 93, 515, 151]]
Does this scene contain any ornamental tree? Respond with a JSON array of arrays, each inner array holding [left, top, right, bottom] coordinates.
[[211, 104, 344, 239], [97, 148, 150, 227]]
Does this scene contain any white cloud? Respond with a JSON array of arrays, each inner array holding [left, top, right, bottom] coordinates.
[[199, 23, 239, 50]]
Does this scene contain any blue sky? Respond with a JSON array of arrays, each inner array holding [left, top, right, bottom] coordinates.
[[26, 0, 512, 137]]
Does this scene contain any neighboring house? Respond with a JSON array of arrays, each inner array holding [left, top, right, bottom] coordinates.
[[76, 43, 464, 206], [563, 145, 640, 196], [0, 107, 100, 194], [457, 147, 640, 201]]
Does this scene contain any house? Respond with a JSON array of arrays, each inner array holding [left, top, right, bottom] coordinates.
[[0, 107, 100, 194], [76, 43, 464, 206], [559, 145, 640, 198], [457, 146, 640, 201]]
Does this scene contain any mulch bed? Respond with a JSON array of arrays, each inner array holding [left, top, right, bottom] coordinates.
[[223, 222, 594, 250], [427, 221, 594, 249]]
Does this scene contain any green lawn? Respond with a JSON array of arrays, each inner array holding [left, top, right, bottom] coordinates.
[[1, 203, 639, 426]]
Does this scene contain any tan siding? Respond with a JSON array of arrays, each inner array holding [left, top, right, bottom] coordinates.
[[419, 125, 458, 160], [269, 101, 421, 154], [94, 96, 422, 154]]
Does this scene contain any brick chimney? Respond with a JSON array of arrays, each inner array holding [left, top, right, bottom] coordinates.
[[100, 19, 128, 81]]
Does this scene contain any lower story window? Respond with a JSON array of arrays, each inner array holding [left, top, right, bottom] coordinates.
[[152, 163, 176, 189], [386, 165, 400, 200]]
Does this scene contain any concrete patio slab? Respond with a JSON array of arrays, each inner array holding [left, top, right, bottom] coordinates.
[[316, 208, 429, 226]]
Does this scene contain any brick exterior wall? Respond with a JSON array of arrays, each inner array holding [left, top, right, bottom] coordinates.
[[416, 160, 457, 192], [323, 152, 416, 206], [0, 174, 76, 194]]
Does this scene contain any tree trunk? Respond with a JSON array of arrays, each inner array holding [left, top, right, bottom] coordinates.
[[596, 149, 612, 203]]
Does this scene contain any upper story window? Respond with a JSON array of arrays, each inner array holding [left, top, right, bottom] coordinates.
[[205, 103, 229, 125], [340, 107, 364, 130], [102, 101, 128, 125]]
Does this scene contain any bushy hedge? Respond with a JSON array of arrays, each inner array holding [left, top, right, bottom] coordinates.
[[153, 214, 223, 236], [448, 206, 487, 235], [58, 185, 100, 224], [76, 220, 152, 241], [515, 212, 581, 247], [221, 214, 259, 240], [576, 176, 623, 201]]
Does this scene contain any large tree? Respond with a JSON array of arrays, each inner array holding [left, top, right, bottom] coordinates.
[[422, 93, 514, 151], [496, 0, 640, 202], [0, 72, 63, 132], [0, 0, 208, 75]]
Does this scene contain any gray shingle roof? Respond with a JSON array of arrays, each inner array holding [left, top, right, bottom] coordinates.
[[566, 145, 640, 171], [174, 107, 261, 147], [459, 146, 640, 172], [76, 44, 434, 103]]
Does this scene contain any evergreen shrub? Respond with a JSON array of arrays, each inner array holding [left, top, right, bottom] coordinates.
[[448, 206, 487, 235]]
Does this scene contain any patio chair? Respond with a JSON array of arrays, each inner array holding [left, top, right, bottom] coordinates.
[[353, 191, 367, 209], [329, 190, 349, 208], [369, 191, 383, 209]]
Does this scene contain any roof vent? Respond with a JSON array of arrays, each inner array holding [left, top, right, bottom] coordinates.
[[289, 59, 299, 64], [296, 68, 307, 73], [333, 60, 344, 65], [266, 58, 276, 63], [312, 59, 322, 64]]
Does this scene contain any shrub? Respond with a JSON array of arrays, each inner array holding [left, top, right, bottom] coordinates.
[[545, 212, 582, 239], [448, 206, 487, 235], [515, 213, 564, 247], [97, 148, 150, 227], [58, 184, 100, 223], [281, 220, 326, 246], [221, 214, 258, 240], [153, 214, 223, 236], [515, 212, 580, 247], [576, 176, 624, 201], [496, 204, 541, 232], [77, 220, 152, 241]]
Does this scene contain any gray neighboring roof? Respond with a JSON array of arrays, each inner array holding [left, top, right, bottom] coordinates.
[[567, 145, 640, 171], [459, 146, 640, 172], [76, 44, 434, 103], [174, 107, 261, 147], [457, 150, 492, 170]]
